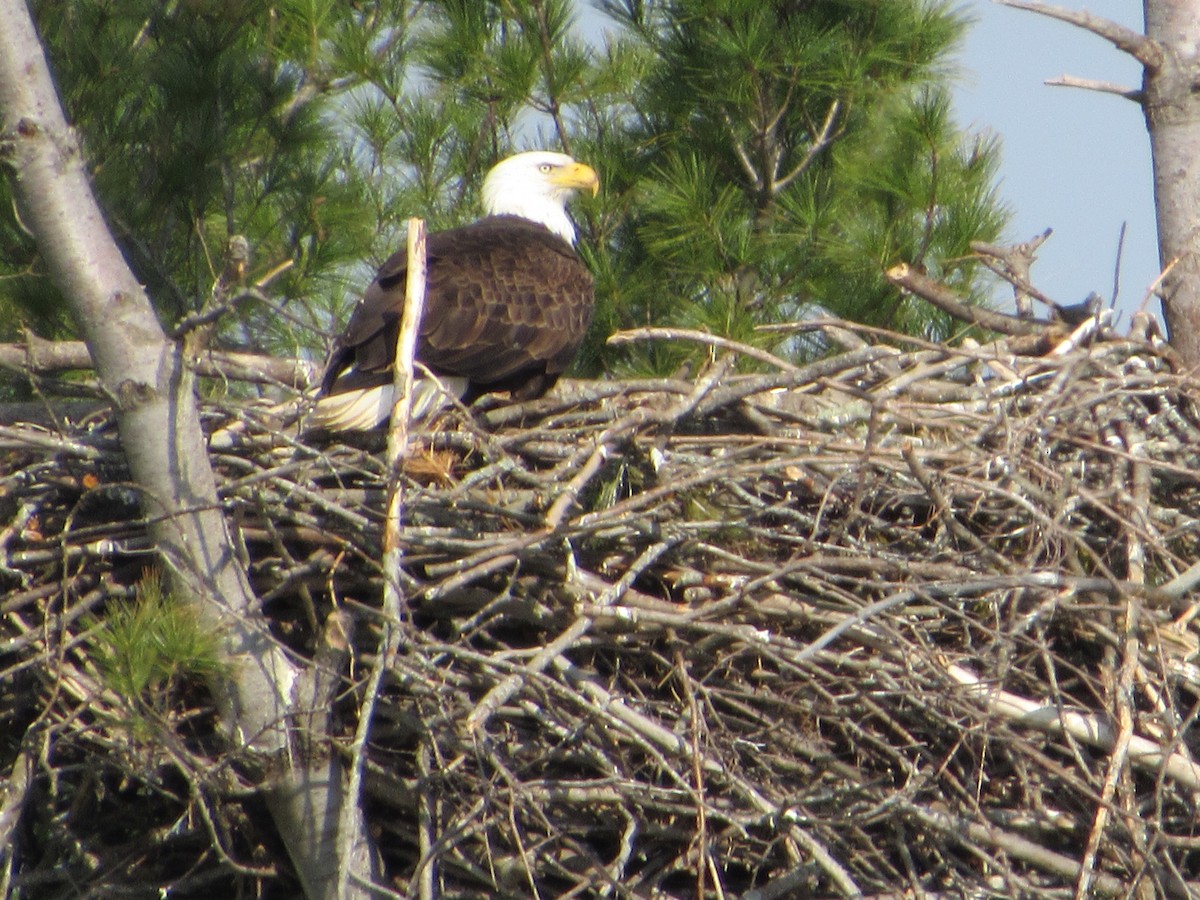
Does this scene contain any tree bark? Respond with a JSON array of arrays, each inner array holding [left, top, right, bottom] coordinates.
[[1144, 0, 1200, 368], [0, 2, 374, 896]]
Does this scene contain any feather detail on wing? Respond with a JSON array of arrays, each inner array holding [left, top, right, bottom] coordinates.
[[313, 215, 593, 430]]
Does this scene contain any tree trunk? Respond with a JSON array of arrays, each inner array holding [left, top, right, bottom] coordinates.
[[1145, 0, 1200, 368], [0, 2, 374, 895]]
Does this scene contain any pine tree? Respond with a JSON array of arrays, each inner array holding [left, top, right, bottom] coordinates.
[[0, 1, 627, 383], [0, 0, 410, 357], [595, 0, 1007, 375], [1, 0, 1005, 389]]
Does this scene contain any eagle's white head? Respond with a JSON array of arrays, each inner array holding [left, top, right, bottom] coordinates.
[[481, 150, 600, 245]]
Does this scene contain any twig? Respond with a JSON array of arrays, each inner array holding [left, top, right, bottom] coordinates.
[[1111, 221, 1126, 310], [608, 326, 800, 372], [415, 741, 437, 900], [1045, 73, 1143, 102], [0, 425, 104, 460], [906, 802, 1132, 897], [1078, 418, 1146, 900], [0, 337, 319, 387], [544, 442, 609, 528], [0, 741, 34, 871], [971, 228, 1054, 317], [674, 646, 714, 899], [465, 540, 674, 734], [1076, 591, 1139, 899], [774, 99, 842, 192]]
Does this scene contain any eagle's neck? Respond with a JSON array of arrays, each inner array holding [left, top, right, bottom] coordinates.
[[482, 186, 576, 245]]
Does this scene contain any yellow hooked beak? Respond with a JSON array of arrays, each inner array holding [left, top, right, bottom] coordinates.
[[553, 161, 600, 197]]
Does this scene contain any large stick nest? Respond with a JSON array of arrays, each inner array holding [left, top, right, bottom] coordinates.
[[5, 316, 1200, 897]]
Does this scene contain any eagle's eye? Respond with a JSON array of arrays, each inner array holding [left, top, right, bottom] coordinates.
[[538, 163, 553, 173]]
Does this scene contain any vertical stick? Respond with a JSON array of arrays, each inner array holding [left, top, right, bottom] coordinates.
[[383, 217, 428, 589], [388, 218, 433, 900], [337, 218, 428, 898]]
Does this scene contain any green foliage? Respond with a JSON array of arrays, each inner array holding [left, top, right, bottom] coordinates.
[[90, 569, 222, 720], [0, 0, 1007, 387], [0, 0, 402, 358], [806, 86, 1007, 337], [596, 0, 1007, 375]]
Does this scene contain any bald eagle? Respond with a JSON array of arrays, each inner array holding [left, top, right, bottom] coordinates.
[[312, 151, 599, 431]]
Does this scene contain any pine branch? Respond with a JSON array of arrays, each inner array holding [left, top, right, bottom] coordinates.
[[773, 99, 841, 193], [721, 107, 761, 190], [528, 0, 573, 154]]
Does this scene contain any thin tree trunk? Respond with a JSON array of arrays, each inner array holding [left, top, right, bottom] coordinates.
[[0, 2, 374, 895], [1144, 0, 1200, 367]]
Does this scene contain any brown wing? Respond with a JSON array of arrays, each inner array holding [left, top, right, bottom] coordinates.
[[320, 215, 593, 402]]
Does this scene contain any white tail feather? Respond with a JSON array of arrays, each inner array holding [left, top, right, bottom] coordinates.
[[309, 376, 469, 431]]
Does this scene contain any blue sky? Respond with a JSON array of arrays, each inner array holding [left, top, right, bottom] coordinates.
[[955, 1, 1156, 323]]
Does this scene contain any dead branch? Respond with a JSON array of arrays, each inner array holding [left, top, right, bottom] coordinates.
[[996, 0, 1163, 70], [885, 262, 1045, 335], [0, 336, 319, 388]]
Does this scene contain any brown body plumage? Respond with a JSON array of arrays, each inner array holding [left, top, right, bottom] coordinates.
[[320, 215, 593, 406], [312, 151, 598, 430]]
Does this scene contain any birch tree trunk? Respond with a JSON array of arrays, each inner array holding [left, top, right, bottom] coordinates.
[[0, 2, 374, 895]]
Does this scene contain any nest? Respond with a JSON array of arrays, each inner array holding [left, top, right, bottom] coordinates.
[[5, 315, 1200, 897]]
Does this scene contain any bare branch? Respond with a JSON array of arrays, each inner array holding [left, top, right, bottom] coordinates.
[[0, 337, 319, 388], [774, 99, 842, 193], [338, 219, 428, 899], [971, 228, 1057, 317], [996, 0, 1163, 69], [885, 262, 1044, 336], [608, 326, 800, 371], [721, 107, 762, 189], [1046, 73, 1144, 102], [944, 661, 1200, 790]]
